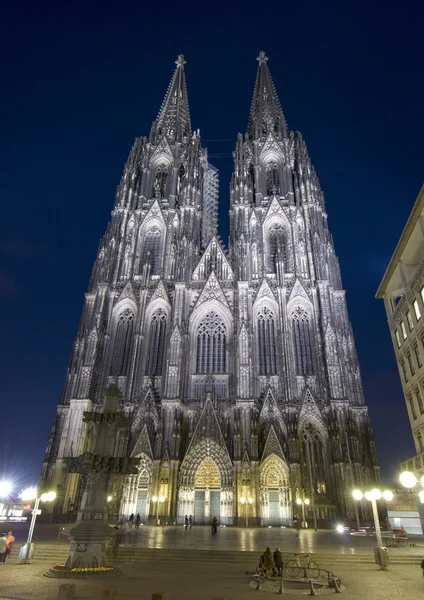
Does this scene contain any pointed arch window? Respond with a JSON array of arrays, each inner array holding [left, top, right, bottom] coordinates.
[[145, 309, 167, 376], [153, 164, 168, 198], [257, 306, 277, 375], [110, 309, 134, 376], [266, 161, 280, 195], [141, 227, 162, 275], [196, 311, 227, 374], [268, 223, 287, 273], [292, 307, 314, 376], [302, 423, 326, 495]]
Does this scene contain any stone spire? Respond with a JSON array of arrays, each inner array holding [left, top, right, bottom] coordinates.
[[154, 54, 192, 143], [247, 51, 287, 140]]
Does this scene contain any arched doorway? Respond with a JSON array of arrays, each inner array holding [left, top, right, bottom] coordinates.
[[259, 455, 291, 526], [178, 439, 234, 525], [194, 457, 221, 524], [120, 455, 152, 522]]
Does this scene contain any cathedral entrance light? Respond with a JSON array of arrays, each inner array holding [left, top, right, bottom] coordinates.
[[152, 495, 165, 525], [352, 488, 393, 550]]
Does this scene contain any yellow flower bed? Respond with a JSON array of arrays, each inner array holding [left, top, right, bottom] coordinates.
[[71, 567, 114, 573]]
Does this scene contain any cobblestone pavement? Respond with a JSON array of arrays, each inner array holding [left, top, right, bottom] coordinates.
[[7, 522, 424, 555], [0, 558, 423, 600]]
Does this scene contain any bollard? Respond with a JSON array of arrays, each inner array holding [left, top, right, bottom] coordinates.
[[102, 590, 119, 600], [277, 578, 284, 595], [331, 578, 342, 594], [57, 584, 76, 600], [309, 579, 316, 596], [152, 595, 169, 600]]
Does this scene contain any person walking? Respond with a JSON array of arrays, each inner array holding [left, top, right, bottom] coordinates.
[[0, 534, 8, 564], [184, 515, 189, 529], [5, 531, 15, 562], [273, 547, 283, 576], [294, 515, 301, 538], [264, 547, 276, 577], [212, 516, 218, 535], [189, 515, 192, 529], [129, 513, 134, 527], [135, 513, 141, 528], [112, 527, 122, 558]]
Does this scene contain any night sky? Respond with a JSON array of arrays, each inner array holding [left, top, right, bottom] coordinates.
[[1, 0, 423, 490]]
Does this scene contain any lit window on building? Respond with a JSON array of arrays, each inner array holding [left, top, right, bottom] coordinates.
[[421, 286, 424, 305], [414, 345, 423, 368], [401, 359, 409, 383], [407, 352, 415, 376], [401, 321, 407, 340], [414, 299, 421, 321], [408, 394, 417, 419], [416, 389, 424, 414], [407, 311, 414, 331], [395, 330, 401, 348]]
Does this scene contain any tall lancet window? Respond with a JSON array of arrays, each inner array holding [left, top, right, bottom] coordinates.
[[110, 309, 134, 376], [141, 227, 162, 275], [257, 306, 277, 375], [153, 164, 168, 198], [145, 309, 167, 376], [268, 223, 287, 273], [292, 307, 314, 376], [266, 161, 280, 195], [302, 423, 327, 495], [196, 311, 227, 374]]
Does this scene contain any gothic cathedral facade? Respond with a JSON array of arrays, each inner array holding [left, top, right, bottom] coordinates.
[[41, 53, 379, 526]]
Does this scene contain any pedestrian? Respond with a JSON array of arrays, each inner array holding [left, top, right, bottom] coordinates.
[[5, 531, 15, 562], [212, 516, 218, 535], [189, 515, 192, 529], [294, 515, 301, 538], [264, 547, 275, 576], [0, 534, 7, 564], [185, 515, 189, 529], [258, 552, 266, 573], [273, 546, 283, 576], [135, 513, 141, 528], [129, 513, 134, 527], [112, 527, 122, 558]]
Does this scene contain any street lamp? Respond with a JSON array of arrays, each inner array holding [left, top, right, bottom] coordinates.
[[296, 497, 310, 528], [151, 495, 165, 525], [399, 470, 424, 505], [20, 487, 56, 563], [240, 496, 253, 527], [0, 481, 12, 497], [352, 488, 393, 547]]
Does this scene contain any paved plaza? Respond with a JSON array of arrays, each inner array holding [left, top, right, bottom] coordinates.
[[9, 522, 424, 556]]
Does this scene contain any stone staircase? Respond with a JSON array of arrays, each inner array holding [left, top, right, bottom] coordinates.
[[30, 544, 420, 566]]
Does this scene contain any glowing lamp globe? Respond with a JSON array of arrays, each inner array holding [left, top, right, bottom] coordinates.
[[240, 497, 246, 504], [371, 489, 382, 500], [364, 491, 373, 501], [352, 490, 363, 501], [0, 481, 12, 497], [383, 490, 393, 502], [20, 487, 37, 501], [296, 498, 302, 505], [400, 471, 417, 489], [304, 499, 310, 505]]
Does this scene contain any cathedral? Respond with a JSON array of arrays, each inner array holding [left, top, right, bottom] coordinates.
[[41, 52, 379, 527]]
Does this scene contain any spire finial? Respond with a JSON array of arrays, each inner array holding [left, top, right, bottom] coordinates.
[[176, 54, 186, 67], [257, 51, 268, 63]]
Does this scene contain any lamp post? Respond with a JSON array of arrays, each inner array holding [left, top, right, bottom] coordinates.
[[20, 488, 56, 564], [152, 495, 165, 525], [352, 488, 393, 548], [296, 497, 310, 528], [240, 497, 253, 527], [399, 470, 424, 504]]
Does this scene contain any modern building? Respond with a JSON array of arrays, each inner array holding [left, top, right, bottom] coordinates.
[[41, 53, 379, 526], [376, 185, 424, 481]]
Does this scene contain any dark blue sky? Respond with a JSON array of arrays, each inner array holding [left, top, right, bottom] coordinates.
[[1, 0, 423, 489]]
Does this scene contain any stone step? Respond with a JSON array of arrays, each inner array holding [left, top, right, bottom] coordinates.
[[31, 547, 418, 565]]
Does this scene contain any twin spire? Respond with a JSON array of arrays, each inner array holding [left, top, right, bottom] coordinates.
[[154, 52, 287, 144]]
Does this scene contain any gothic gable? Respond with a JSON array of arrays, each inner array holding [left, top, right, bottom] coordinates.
[[192, 237, 234, 282], [259, 388, 287, 435], [186, 395, 230, 458], [254, 278, 277, 304], [142, 199, 166, 227], [131, 388, 160, 435], [149, 136, 173, 166], [192, 271, 232, 313], [149, 280, 170, 305], [298, 388, 323, 425], [116, 282, 137, 305], [131, 423, 153, 459], [264, 196, 288, 224], [259, 133, 285, 163], [260, 424, 286, 464], [288, 278, 311, 304]]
